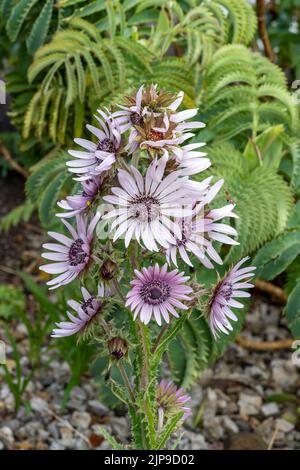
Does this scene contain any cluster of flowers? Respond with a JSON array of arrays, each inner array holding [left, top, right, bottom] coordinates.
[[40, 85, 255, 420]]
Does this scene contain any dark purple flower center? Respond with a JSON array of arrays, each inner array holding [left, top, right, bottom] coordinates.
[[81, 297, 95, 314], [130, 112, 143, 126], [222, 283, 233, 301], [96, 138, 115, 154], [130, 196, 160, 223], [69, 239, 87, 266], [111, 349, 124, 359], [141, 280, 170, 305]]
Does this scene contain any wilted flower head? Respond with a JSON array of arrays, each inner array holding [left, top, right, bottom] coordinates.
[[103, 157, 201, 252], [157, 380, 192, 422], [40, 213, 100, 289], [208, 257, 256, 338], [113, 84, 205, 157], [126, 263, 193, 326], [113, 85, 182, 134], [108, 336, 128, 360], [51, 284, 106, 338], [67, 110, 121, 181], [166, 179, 238, 268], [57, 175, 103, 218]]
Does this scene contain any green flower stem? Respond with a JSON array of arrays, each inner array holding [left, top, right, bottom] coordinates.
[[118, 362, 136, 403], [137, 322, 156, 449], [109, 277, 150, 449], [100, 318, 136, 404], [112, 277, 126, 302]]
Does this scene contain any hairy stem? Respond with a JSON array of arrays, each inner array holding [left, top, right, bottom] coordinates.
[[112, 278, 126, 302], [118, 363, 136, 403], [100, 318, 136, 403], [110, 275, 150, 448]]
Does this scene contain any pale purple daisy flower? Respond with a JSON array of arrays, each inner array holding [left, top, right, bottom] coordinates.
[[102, 158, 200, 252], [166, 179, 239, 268], [56, 176, 103, 218], [51, 284, 105, 338], [126, 263, 193, 326], [208, 257, 256, 338], [157, 380, 192, 428], [67, 110, 121, 181], [40, 213, 100, 290]]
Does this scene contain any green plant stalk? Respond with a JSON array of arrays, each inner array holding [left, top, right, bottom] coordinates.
[[109, 277, 150, 449], [136, 322, 157, 449]]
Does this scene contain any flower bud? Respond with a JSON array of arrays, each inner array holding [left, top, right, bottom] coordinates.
[[100, 259, 117, 281], [108, 337, 128, 360]]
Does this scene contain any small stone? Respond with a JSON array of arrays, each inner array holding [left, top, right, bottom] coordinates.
[[272, 360, 298, 390], [238, 393, 262, 416], [261, 402, 279, 417], [226, 432, 267, 450], [74, 438, 90, 450], [110, 417, 129, 441], [276, 418, 295, 433], [24, 421, 40, 438], [50, 441, 66, 450], [15, 426, 27, 440], [184, 431, 208, 450], [70, 386, 87, 402], [4, 419, 20, 432], [48, 421, 60, 439], [38, 429, 49, 440], [222, 416, 239, 434], [59, 426, 75, 448], [71, 411, 91, 430], [257, 417, 274, 442], [0, 426, 14, 446], [30, 397, 49, 416], [87, 399, 109, 418]]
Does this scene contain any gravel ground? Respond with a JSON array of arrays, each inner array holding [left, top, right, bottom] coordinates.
[[1, 295, 299, 451]]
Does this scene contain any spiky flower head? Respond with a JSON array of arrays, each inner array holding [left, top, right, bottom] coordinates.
[[126, 263, 193, 326], [100, 258, 118, 281], [56, 175, 104, 219], [208, 257, 256, 338], [67, 110, 121, 181], [157, 379, 192, 428], [113, 84, 205, 158], [107, 336, 128, 360], [40, 213, 100, 290], [51, 284, 106, 338]]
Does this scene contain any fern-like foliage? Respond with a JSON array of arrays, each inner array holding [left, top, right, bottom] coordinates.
[[0, 199, 35, 233], [201, 45, 299, 142], [168, 313, 214, 387], [25, 149, 73, 228], [24, 18, 197, 144], [201, 143, 294, 264], [61, 0, 256, 67]]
